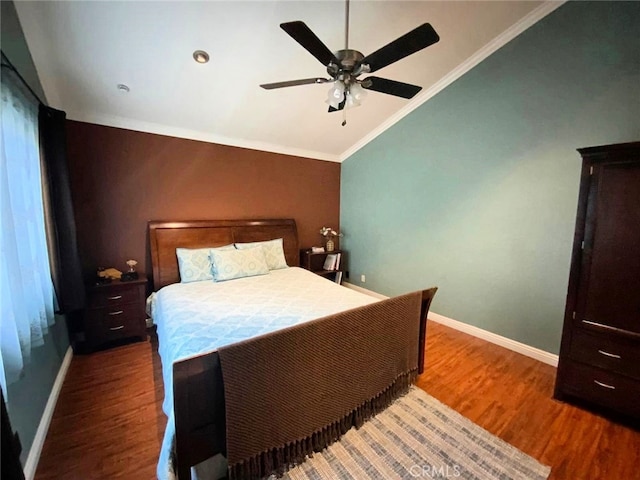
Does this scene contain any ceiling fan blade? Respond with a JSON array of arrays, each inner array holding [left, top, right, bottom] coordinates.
[[362, 76, 422, 99], [280, 21, 340, 67], [328, 98, 346, 113], [260, 78, 331, 90], [360, 23, 439, 73]]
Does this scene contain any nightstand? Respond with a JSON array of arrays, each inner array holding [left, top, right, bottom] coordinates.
[[300, 249, 344, 284], [84, 276, 148, 350]]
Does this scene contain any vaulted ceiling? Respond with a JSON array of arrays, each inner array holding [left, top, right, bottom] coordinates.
[[15, 1, 560, 161]]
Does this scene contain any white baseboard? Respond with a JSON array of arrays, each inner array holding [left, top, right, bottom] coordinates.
[[428, 312, 558, 367], [23, 345, 73, 480], [342, 281, 390, 300], [342, 282, 558, 367]]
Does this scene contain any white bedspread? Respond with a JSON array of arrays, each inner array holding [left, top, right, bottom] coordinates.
[[155, 267, 377, 480]]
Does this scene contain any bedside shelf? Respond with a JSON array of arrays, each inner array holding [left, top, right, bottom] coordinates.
[[300, 249, 344, 284], [314, 269, 340, 277]]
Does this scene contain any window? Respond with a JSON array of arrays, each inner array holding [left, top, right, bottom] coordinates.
[[0, 68, 55, 397]]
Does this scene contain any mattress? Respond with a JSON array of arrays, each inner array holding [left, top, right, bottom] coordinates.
[[154, 267, 378, 480]]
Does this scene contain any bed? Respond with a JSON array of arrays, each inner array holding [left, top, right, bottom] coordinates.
[[149, 219, 437, 480]]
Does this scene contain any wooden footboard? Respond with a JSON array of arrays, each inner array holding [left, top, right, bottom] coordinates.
[[172, 287, 437, 480], [418, 287, 438, 375], [173, 351, 226, 480]]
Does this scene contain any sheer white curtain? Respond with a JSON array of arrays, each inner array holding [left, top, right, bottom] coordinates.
[[0, 70, 55, 398]]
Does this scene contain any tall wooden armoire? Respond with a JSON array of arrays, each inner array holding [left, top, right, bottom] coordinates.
[[555, 142, 640, 419]]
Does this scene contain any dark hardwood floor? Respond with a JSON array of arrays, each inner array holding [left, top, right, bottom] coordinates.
[[417, 324, 640, 479], [35, 322, 639, 479], [35, 334, 166, 480]]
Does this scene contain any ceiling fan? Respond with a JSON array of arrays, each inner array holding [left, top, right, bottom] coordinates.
[[260, 0, 440, 125]]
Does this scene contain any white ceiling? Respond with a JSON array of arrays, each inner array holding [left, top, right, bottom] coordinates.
[[15, 1, 560, 162]]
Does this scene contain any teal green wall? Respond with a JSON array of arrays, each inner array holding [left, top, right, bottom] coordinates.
[[1, 0, 46, 102], [2, 0, 69, 464], [341, 1, 640, 354]]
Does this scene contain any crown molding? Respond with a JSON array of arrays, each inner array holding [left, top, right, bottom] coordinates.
[[18, 0, 565, 165], [339, 0, 566, 162], [67, 111, 341, 163]]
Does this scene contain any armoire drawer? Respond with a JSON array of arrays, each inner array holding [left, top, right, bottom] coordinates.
[[562, 360, 640, 419], [569, 329, 640, 380]]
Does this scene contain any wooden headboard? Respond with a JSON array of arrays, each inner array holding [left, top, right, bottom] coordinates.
[[148, 219, 299, 290]]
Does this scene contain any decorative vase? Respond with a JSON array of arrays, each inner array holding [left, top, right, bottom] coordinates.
[[326, 238, 335, 252]]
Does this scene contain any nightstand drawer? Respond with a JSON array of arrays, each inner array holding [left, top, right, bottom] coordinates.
[[85, 304, 144, 342], [562, 360, 640, 418], [569, 329, 640, 380], [87, 284, 141, 308]]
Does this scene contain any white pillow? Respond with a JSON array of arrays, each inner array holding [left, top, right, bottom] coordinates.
[[210, 246, 270, 282], [235, 238, 288, 270], [176, 245, 234, 283]]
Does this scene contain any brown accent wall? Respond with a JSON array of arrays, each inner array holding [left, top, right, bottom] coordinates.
[[65, 121, 341, 281]]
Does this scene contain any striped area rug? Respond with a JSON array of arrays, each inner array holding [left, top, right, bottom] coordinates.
[[274, 386, 551, 480]]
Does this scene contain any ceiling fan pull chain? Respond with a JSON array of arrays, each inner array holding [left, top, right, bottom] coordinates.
[[345, 0, 350, 50]]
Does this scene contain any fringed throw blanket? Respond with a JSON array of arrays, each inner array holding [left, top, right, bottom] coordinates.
[[217, 291, 423, 480]]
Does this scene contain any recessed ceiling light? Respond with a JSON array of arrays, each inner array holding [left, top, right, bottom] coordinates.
[[193, 50, 210, 64], [117, 83, 130, 93]]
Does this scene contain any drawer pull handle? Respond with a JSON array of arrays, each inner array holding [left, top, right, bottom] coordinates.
[[582, 320, 606, 328], [109, 325, 125, 331], [593, 380, 616, 390], [108, 310, 124, 316], [107, 295, 123, 300], [597, 350, 621, 359]]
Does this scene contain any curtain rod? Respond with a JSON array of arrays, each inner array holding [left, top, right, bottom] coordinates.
[[1, 51, 46, 106]]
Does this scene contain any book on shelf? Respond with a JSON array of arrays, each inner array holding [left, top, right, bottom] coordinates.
[[322, 253, 342, 271], [323, 254, 338, 271], [334, 271, 343, 284]]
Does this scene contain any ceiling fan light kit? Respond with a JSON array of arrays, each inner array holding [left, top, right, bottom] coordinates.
[[326, 80, 367, 110], [326, 81, 345, 109], [260, 0, 439, 125]]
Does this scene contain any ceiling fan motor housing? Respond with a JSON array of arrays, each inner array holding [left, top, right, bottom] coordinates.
[[328, 49, 370, 83]]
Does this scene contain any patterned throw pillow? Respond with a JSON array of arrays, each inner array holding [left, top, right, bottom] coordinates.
[[176, 245, 234, 283], [235, 238, 288, 270], [209, 246, 270, 282]]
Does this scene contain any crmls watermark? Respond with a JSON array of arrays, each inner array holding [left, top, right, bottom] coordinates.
[[408, 464, 462, 478]]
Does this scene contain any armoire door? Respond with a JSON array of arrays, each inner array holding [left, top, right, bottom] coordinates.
[[575, 161, 640, 335]]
